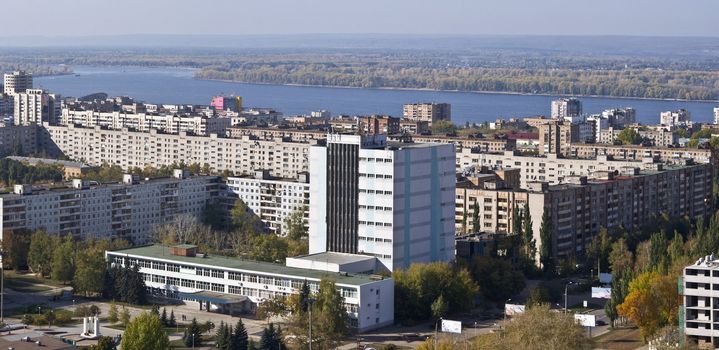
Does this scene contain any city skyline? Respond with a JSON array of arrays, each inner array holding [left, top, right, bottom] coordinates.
[[0, 0, 717, 38]]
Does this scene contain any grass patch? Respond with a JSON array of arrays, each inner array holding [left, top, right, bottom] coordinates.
[[4, 278, 53, 293], [365, 343, 414, 350], [4, 271, 66, 288], [594, 327, 643, 350]]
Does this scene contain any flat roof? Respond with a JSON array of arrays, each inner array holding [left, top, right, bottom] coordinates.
[[7, 156, 91, 169], [289, 252, 377, 265], [108, 245, 383, 286]]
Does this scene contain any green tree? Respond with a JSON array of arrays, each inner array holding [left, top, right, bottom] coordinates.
[[250, 234, 289, 263], [608, 238, 633, 279], [521, 202, 536, 263], [431, 294, 449, 320], [430, 120, 457, 135], [168, 310, 176, 328], [51, 237, 75, 284], [259, 323, 286, 350], [313, 279, 349, 348], [0, 230, 30, 271], [216, 321, 230, 349], [73, 247, 106, 296], [511, 204, 522, 236], [471, 201, 480, 233], [107, 303, 119, 324], [27, 230, 56, 277], [649, 231, 668, 273], [119, 307, 131, 327], [232, 319, 249, 350], [183, 318, 202, 347], [587, 228, 612, 273], [256, 295, 288, 323], [231, 199, 262, 234], [160, 308, 168, 326], [283, 206, 308, 240], [539, 209, 554, 275], [92, 336, 116, 350], [120, 312, 169, 350], [470, 256, 525, 302], [617, 128, 643, 145]]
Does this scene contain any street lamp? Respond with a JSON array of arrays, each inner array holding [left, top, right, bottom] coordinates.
[[564, 282, 574, 314], [307, 297, 316, 350], [191, 333, 195, 349], [434, 317, 442, 349]]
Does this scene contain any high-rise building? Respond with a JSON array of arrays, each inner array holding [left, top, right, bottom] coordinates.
[[683, 256, 719, 348], [537, 120, 579, 155], [210, 96, 242, 112], [358, 115, 400, 135], [660, 109, 690, 127], [3, 71, 32, 95], [550, 98, 582, 119], [402, 103, 451, 126], [601, 108, 636, 128], [308, 134, 456, 271], [14, 89, 59, 126], [714, 107, 719, 125]]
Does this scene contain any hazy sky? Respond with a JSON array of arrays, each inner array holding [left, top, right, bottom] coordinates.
[[2, 0, 717, 37]]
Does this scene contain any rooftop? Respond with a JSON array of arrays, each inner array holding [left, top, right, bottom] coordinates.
[[289, 252, 378, 265], [107, 245, 384, 286], [7, 156, 91, 169]]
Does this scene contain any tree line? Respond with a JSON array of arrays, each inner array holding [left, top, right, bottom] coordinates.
[[0, 158, 64, 187]]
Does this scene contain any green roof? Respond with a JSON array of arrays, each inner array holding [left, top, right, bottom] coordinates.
[[108, 245, 384, 286], [173, 244, 198, 249]]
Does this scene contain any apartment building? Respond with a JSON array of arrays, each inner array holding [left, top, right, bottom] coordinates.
[[550, 98, 582, 119], [309, 134, 456, 271], [660, 109, 691, 127], [402, 103, 451, 126], [538, 121, 579, 155], [3, 71, 32, 95], [404, 134, 515, 153], [225, 170, 309, 235], [455, 163, 712, 260], [597, 127, 677, 147], [60, 109, 231, 136], [0, 124, 37, 155], [714, 107, 719, 125], [683, 255, 719, 348], [0, 170, 222, 242], [566, 143, 715, 165], [398, 119, 429, 135], [457, 149, 661, 188], [358, 116, 400, 135], [227, 127, 325, 142], [40, 124, 315, 179], [14, 89, 60, 126]]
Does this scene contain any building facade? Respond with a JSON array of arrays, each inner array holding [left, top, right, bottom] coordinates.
[[309, 134, 456, 271], [59, 109, 231, 136], [106, 245, 394, 333], [660, 109, 691, 127], [226, 171, 309, 235], [551, 98, 582, 119], [538, 121, 579, 155], [402, 103, 451, 126], [0, 171, 222, 242], [14, 89, 59, 126], [0, 124, 37, 156], [683, 256, 719, 348], [714, 107, 719, 125], [3, 71, 32, 95], [40, 124, 314, 179]]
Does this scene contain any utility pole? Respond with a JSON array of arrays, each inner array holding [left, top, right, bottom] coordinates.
[[308, 298, 316, 350]]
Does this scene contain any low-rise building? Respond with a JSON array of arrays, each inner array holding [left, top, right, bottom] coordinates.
[[106, 244, 394, 333], [226, 170, 309, 235], [0, 170, 222, 242]]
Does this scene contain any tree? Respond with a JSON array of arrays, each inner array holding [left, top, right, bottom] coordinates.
[[587, 228, 612, 274], [160, 308, 168, 326], [521, 202, 536, 263], [617, 128, 643, 145], [119, 307, 131, 327], [259, 323, 286, 350], [51, 237, 75, 284], [120, 312, 169, 350], [608, 238, 633, 278], [313, 279, 348, 348], [649, 231, 669, 273], [183, 318, 202, 347], [250, 234, 289, 263], [216, 321, 230, 349], [232, 319, 249, 350], [430, 120, 457, 135], [92, 336, 116, 350], [0, 230, 30, 271], [431, 295, 449, 320], [393, 262, 478, 323], [283, 206, 308, 240], [467, 304, 593, 350], [27, 230, 56, 277], [471, 201, 480, 233], [231, 199, 262, 234], [73, 247, 106, 296], [539, 209, 554, 275], [256, 295, 288, 323], [511, 204, 522, 237], [470, 256, 525, 302], [617, 271, 679, 341], [168, 310, 176, 328], [107, 303, 119, 324]]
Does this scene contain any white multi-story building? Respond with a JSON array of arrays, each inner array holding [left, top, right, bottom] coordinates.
[[683, 255, 719, 348], [660, 109, 691, 127], [601, 108, 636, 128], [551, 98, 582, 119], [106, 244, 394, 333], [714, 107, 719, 125], [41, 124, 314, 179], [402, 103, 451, 126], [3, 71, 32, 95], [0, 170, 222, 242], [226, 170, 309, 235], [309, 134, 456, 272], [14, 89, 60, 126], [60, 109, 231, 136]]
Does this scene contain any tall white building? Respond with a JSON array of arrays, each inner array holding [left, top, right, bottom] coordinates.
[[601, 108, 636, 128], [226, 170, 309, 235], [14, 89, 59, 126], [550, 98, 582, 119], [3, 71, 32, 95], [714, 107, 719, 125], [660, 109, 690, 127], [60, 109, 231, 136], [309, 134, 456, 272], [683, 255, 719, 348]]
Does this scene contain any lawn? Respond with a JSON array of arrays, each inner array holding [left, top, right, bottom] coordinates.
[[593, 327, 644, 350], [4, 271, 66, 289]]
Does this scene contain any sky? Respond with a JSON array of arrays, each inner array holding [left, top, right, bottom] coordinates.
[[1, 0, 717, 37]]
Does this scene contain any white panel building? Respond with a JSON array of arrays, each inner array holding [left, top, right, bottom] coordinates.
[[683, 255, 719, 348], [226, 170, 309, 235], [309, 134, 456, 272]]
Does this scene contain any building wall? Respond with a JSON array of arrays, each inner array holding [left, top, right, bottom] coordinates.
[[40, 124, 313, 179], [683, 262, 719, 347], [3, 71, 32, 95], [60, 109, 231, 136], [0, 124, 37, 156], [402, 103, 451, 126], [0, 175, 221, 242], [14, 90, 58, 126], [566, 143, 715, 165], [105, 250, 394, 332]]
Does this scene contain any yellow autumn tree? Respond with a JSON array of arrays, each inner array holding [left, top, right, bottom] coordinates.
[[617, 271, 679, 342]]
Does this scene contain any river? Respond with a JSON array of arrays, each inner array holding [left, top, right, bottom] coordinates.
[[35, 66, 718, 125]]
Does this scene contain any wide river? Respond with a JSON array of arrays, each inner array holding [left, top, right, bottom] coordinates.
[[36, 66, 718, 125]]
